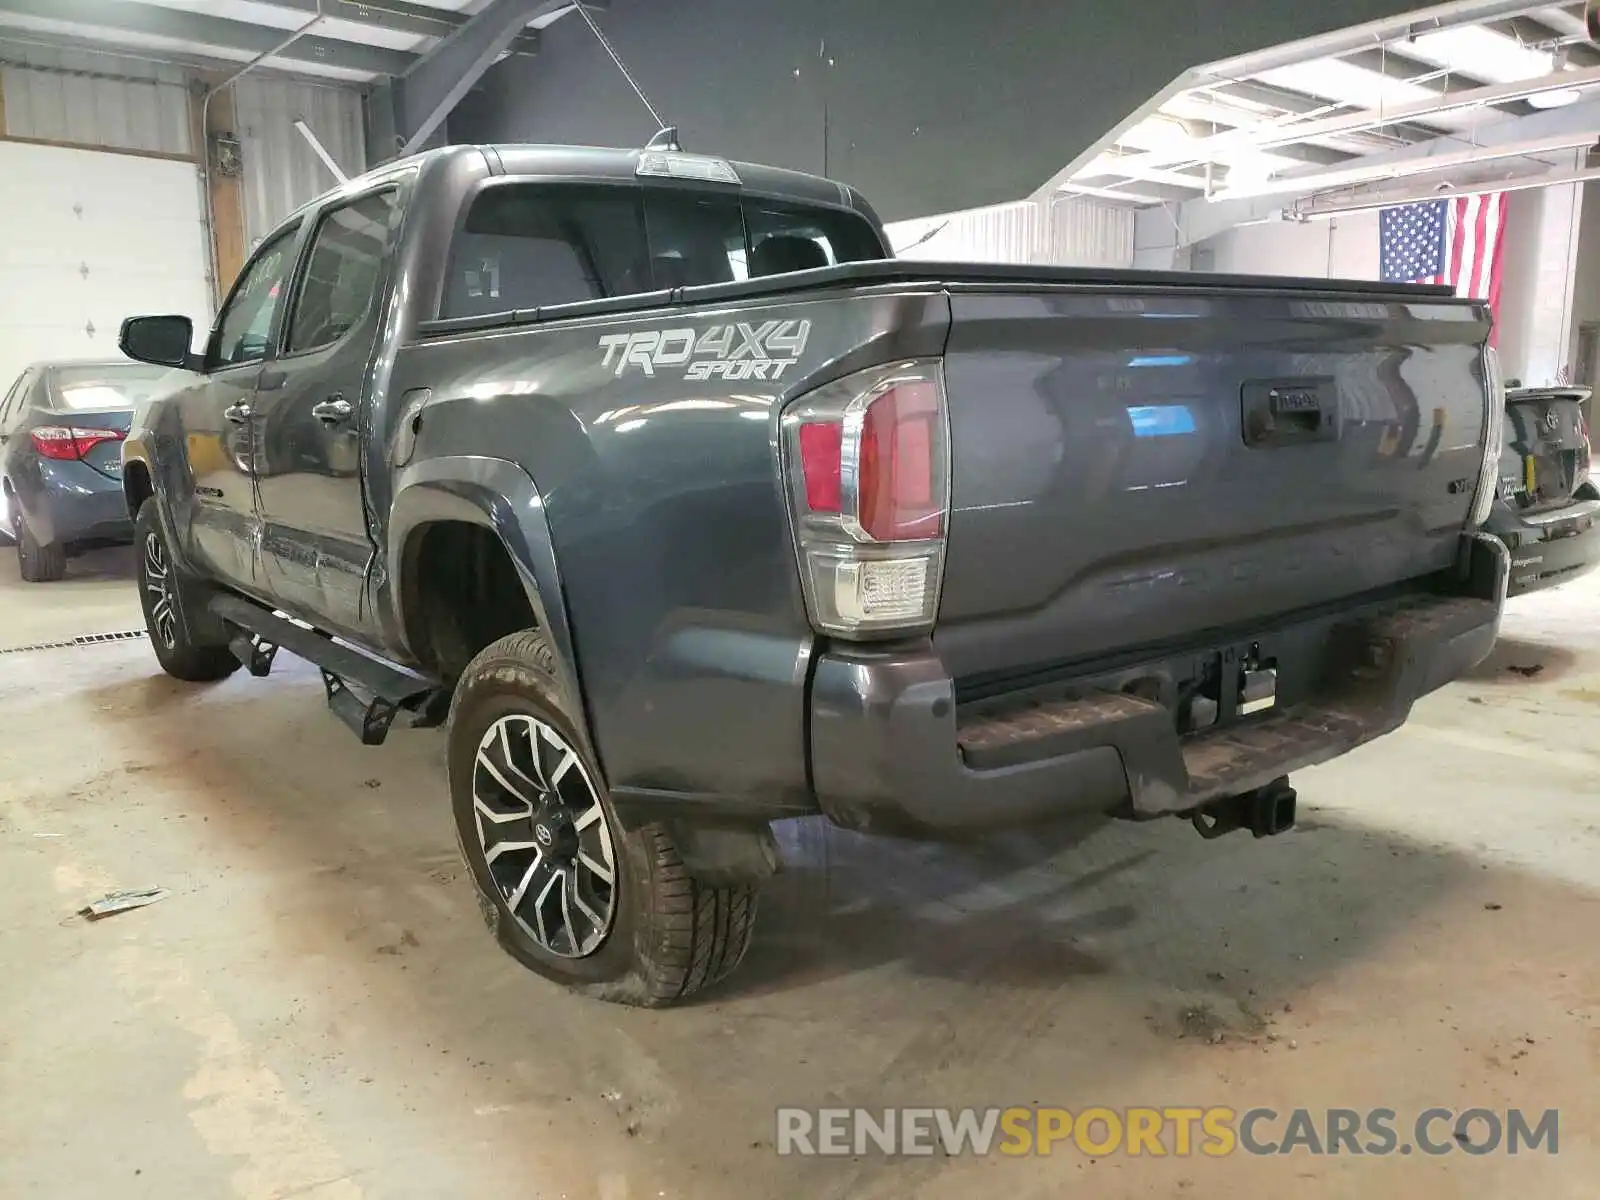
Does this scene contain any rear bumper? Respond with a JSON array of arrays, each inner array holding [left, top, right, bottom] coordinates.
[[809, 533, 1508, 836], [1487, 492, 1600, 597], [26, 461, 131, 547]]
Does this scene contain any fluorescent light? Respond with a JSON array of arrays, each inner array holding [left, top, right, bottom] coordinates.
[[1526, 88, 1583, 109], [1405, 27, 1554, 84]]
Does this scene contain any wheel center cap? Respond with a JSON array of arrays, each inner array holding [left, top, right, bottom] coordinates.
[[533, 811, 579, 859]]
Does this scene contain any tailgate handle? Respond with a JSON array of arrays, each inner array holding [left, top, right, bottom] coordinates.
[[1242, 378, 1338, 448]]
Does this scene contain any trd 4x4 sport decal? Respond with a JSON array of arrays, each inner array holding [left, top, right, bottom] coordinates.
[[599, 320, 812, 381]]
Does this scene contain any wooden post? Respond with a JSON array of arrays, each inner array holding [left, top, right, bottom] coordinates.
[[190, 72, 247, 306]]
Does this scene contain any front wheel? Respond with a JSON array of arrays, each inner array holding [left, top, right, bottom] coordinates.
[[448, 630, 758, 1006], [135, 499, 238, 682]]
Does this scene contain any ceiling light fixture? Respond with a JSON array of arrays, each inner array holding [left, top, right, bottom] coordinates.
[[1526, 88, 1583, 109]]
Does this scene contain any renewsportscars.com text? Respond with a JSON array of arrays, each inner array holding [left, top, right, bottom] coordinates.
[[775, 1106, 1559, 1158]]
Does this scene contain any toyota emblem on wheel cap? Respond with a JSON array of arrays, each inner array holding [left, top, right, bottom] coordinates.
[[535, 823, 554, 847]]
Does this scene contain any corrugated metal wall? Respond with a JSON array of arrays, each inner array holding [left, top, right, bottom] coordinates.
[[232, 75, 366, 248], [0, 40, 193, 157], [884, 198, 1136, 268]]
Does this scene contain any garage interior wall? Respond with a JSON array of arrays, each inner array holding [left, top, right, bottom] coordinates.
[[1493, 182, 1583, 389], [231, 76, 365, 250], [0, 38, 366, 378], [0, 40, 192, 156], [883, 199, 1136, 267], [1181, 214, 1379, 280], [1568, 183, 1600, 393]]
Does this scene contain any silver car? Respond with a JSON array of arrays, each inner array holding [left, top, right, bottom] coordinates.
[[0, 360, 174, 581]]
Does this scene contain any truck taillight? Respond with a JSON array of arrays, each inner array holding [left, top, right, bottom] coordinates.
[[1469, 348, 1506, 527], [783, 361, 949, 638], [31, 425, 124, 461]]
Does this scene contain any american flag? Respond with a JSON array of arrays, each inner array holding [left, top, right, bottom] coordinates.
[[1379, 193, 1506, 340]]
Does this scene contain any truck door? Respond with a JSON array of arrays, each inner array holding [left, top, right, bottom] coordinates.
[[182, 221, 303, 593], [250, 187, 403, 638]]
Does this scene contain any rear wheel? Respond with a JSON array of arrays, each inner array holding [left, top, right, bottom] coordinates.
[[449, 629, 758, 1006], [135, 499, 238, 682], [15, 511, 65, 582]]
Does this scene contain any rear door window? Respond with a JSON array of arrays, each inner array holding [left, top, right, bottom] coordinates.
[[286, 189, 403, 354]]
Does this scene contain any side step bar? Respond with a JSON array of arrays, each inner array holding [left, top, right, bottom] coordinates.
[[209, 594, 443, 745]]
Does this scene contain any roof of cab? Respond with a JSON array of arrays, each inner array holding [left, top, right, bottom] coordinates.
[[287, 142, 877, 228]]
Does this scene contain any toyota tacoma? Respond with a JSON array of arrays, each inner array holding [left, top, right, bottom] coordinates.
[[116, 140, 1509, 1006]]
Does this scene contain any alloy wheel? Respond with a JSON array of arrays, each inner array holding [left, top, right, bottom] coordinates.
[[472, 714, 617, 958], [143, 532, 178, 649]]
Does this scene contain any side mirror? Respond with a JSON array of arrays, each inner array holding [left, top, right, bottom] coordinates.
[[119, 315, 200, 371]]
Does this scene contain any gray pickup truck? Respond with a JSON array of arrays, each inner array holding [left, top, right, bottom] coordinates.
[[117, 140, 1509, 1006]]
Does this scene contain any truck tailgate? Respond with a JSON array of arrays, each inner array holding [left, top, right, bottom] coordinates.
[[933, 285, 1491, 686], [1503, 386, 1592, 515]]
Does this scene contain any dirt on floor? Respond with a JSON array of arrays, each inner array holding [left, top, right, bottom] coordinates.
[[1, 549, 1598, 1199]]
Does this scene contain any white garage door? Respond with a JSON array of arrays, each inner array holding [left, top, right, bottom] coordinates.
[[0, 141, 211, 390]]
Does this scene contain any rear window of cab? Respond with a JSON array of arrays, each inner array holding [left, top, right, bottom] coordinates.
[[441, 183, 885, 320]]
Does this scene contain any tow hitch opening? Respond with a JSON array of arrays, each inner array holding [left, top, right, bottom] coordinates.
[[1191, 777, 1297, 839]]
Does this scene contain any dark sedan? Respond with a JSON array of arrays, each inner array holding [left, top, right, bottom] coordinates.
[[1485, 384, 1598, 597], [0, 360, 175, 582]]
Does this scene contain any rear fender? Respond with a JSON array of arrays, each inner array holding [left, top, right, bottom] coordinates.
[[387, 455, 592, 761]]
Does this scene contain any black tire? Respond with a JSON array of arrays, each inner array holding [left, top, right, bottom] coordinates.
[[449, 629, 758, 1006], [135, 499, 239, 682], [15, 511, 66, 582]]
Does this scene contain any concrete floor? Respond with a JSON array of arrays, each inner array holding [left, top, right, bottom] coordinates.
[[3, 543, 1599, 1199]]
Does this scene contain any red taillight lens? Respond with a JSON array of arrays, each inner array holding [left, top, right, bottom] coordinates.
[[31, 425, 125, 461], [859, 380, 941, 541], [782, 361, 949, 639], [797, 421, 842, 513]]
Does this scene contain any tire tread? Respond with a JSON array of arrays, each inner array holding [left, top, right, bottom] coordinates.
[[452, 629, 759, 1008]]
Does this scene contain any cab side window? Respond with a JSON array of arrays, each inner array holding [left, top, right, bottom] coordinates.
[[286, 190, 402, 354], [211, 224, 300, 369]]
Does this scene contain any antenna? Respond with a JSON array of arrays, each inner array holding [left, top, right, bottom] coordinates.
[[574, 5, 673, 144]]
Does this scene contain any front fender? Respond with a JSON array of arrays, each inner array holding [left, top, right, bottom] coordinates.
[[387, 454, 591, 755], [121, 435, 203, 581]]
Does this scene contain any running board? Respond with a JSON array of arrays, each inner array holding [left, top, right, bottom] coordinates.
[[209, 594, 441, 745]]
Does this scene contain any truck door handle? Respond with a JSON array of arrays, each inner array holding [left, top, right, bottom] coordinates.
[[224, 402, 252, 423], [311, 396, 353, 425]]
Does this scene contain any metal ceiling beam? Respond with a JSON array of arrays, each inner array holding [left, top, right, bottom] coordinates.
[[1174, 88, 1600, 244], [1206, 80, 1438, 141], [250, 0, 542, 55], [0, 25, 293, 79], [1107, 63, 1600, 181], [1287, 160, 1600, 218], [1077, 157, 1212, 190], [1342, 46, 1535, 116], [1488, 14, 1600, 66], [0, 0, 413, 76], [1033, 0, 1546, 202], [1199, 0, 1575, 80], [1055, 182, 1193, 205], [396, 0, 569, 155], [1207, 128, 1600, 201]]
